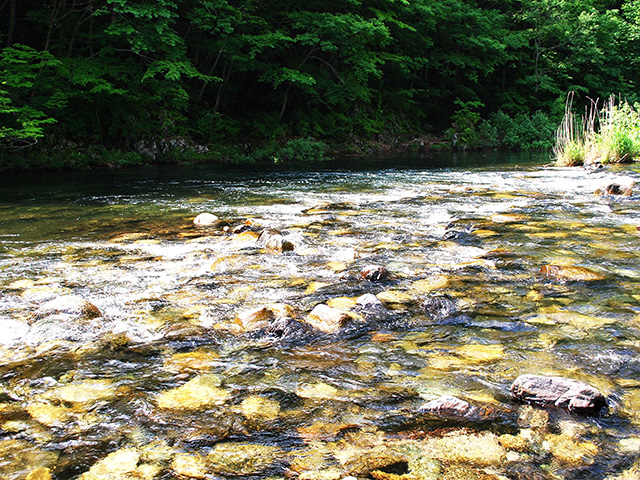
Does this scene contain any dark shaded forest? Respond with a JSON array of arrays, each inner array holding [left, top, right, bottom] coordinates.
[[1, 0, 640, 168]]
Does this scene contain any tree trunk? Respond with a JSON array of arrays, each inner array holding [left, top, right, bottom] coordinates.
[[7, 0, 16, 47]]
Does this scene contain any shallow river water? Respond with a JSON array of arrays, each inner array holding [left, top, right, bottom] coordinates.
[[1, 152, 640, 480]]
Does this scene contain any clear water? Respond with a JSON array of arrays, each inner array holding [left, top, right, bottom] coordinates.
[[1, 151, 639, 479]]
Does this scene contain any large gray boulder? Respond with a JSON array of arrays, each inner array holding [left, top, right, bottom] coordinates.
[[510, 374, 606, 414]]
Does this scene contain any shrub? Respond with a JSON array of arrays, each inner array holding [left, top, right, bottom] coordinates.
[[277, 138, 328, 162]]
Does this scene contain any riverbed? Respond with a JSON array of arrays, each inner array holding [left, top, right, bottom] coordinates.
[[0, 152, 639, 480]]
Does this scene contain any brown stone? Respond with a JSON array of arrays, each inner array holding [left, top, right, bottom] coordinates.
[[540, 265, 606, 281], [361, 265, 390, 282], [510, 374, 607, 414]]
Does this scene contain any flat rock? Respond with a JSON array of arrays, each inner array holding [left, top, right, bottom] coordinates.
[[418, 395, 481, 420], [510, 374, 607, 414], [540, 265, 606, 281]]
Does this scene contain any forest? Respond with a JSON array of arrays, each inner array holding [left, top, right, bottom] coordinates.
[[1, 0, 640, 168]]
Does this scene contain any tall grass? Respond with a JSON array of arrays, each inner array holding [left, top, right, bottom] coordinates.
[[554, 94, 640, 166]]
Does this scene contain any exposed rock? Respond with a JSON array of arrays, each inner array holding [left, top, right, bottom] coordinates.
[[232, 224, 252, 234], [595, 176, 634, 196], [361, 265, 390, 282], [418, 395, 481, 420], [305, 304, 357, 334], [236, 307, 275, 331], [540, 265, 606, 281], [265, 316, 312, 341], [355, 294, 387, 318], [258, 229, 295, 253], [193, 213, 219, 226], [215, 304, 299, 335], [134, 137, 209, 160], [420, 295, 458, 321], [510, 374, 607, 414], [29, 295, 102, 323]]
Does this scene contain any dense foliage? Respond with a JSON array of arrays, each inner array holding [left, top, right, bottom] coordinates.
[[1, 0, 640, 167]]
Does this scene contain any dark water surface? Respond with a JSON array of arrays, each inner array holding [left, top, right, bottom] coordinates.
[[1, 151, 639, 480]]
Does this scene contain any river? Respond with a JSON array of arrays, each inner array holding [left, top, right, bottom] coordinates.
[[0, 151, 639, 479]]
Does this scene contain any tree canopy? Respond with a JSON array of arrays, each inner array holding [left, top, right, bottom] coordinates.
[[1, 0, 639, 163]]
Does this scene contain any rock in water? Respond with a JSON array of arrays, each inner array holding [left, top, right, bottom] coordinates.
[[193, 212, 219, 226], [257, 229, 294, 253], [418, 395, 481, 420], [305, 304, 356, 334], [510, 374, 606, 414], [361, 265, 390, 281], [29, 295, 102, 323], [420, 295, 458, 321], [540, 265, 606, 281], [594, 176, 634, 196], [355, 294, 387, 319]]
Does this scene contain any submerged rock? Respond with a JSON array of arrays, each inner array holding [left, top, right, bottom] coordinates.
[[258, 229, 295, 253], [29, 295, 102, 323], [241, 396, 281, 421], [361, 265, 390, 282], [78, 447, 162, 480], [510, 374, 607, 414], [594, 176, 634, 196], [206, 443, 284, 476], [0, 439, 59, 480], [420, 295, 458, 321], [376, 291, 415, 309], [193, 213, 219, 226], [156, 375, 230, 410], [418, 395, 481, 421], [540, 265, 606, 281], [54, 379, 118, 406], [171, 453, 208, 479]]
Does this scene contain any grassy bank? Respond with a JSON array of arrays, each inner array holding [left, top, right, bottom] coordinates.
[[554, 94, 640, 167]]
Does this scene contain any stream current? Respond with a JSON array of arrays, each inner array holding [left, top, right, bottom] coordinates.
[[0, 152, 639, 479]]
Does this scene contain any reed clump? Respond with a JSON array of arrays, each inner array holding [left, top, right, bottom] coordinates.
[[554, 94, 640, 166]]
